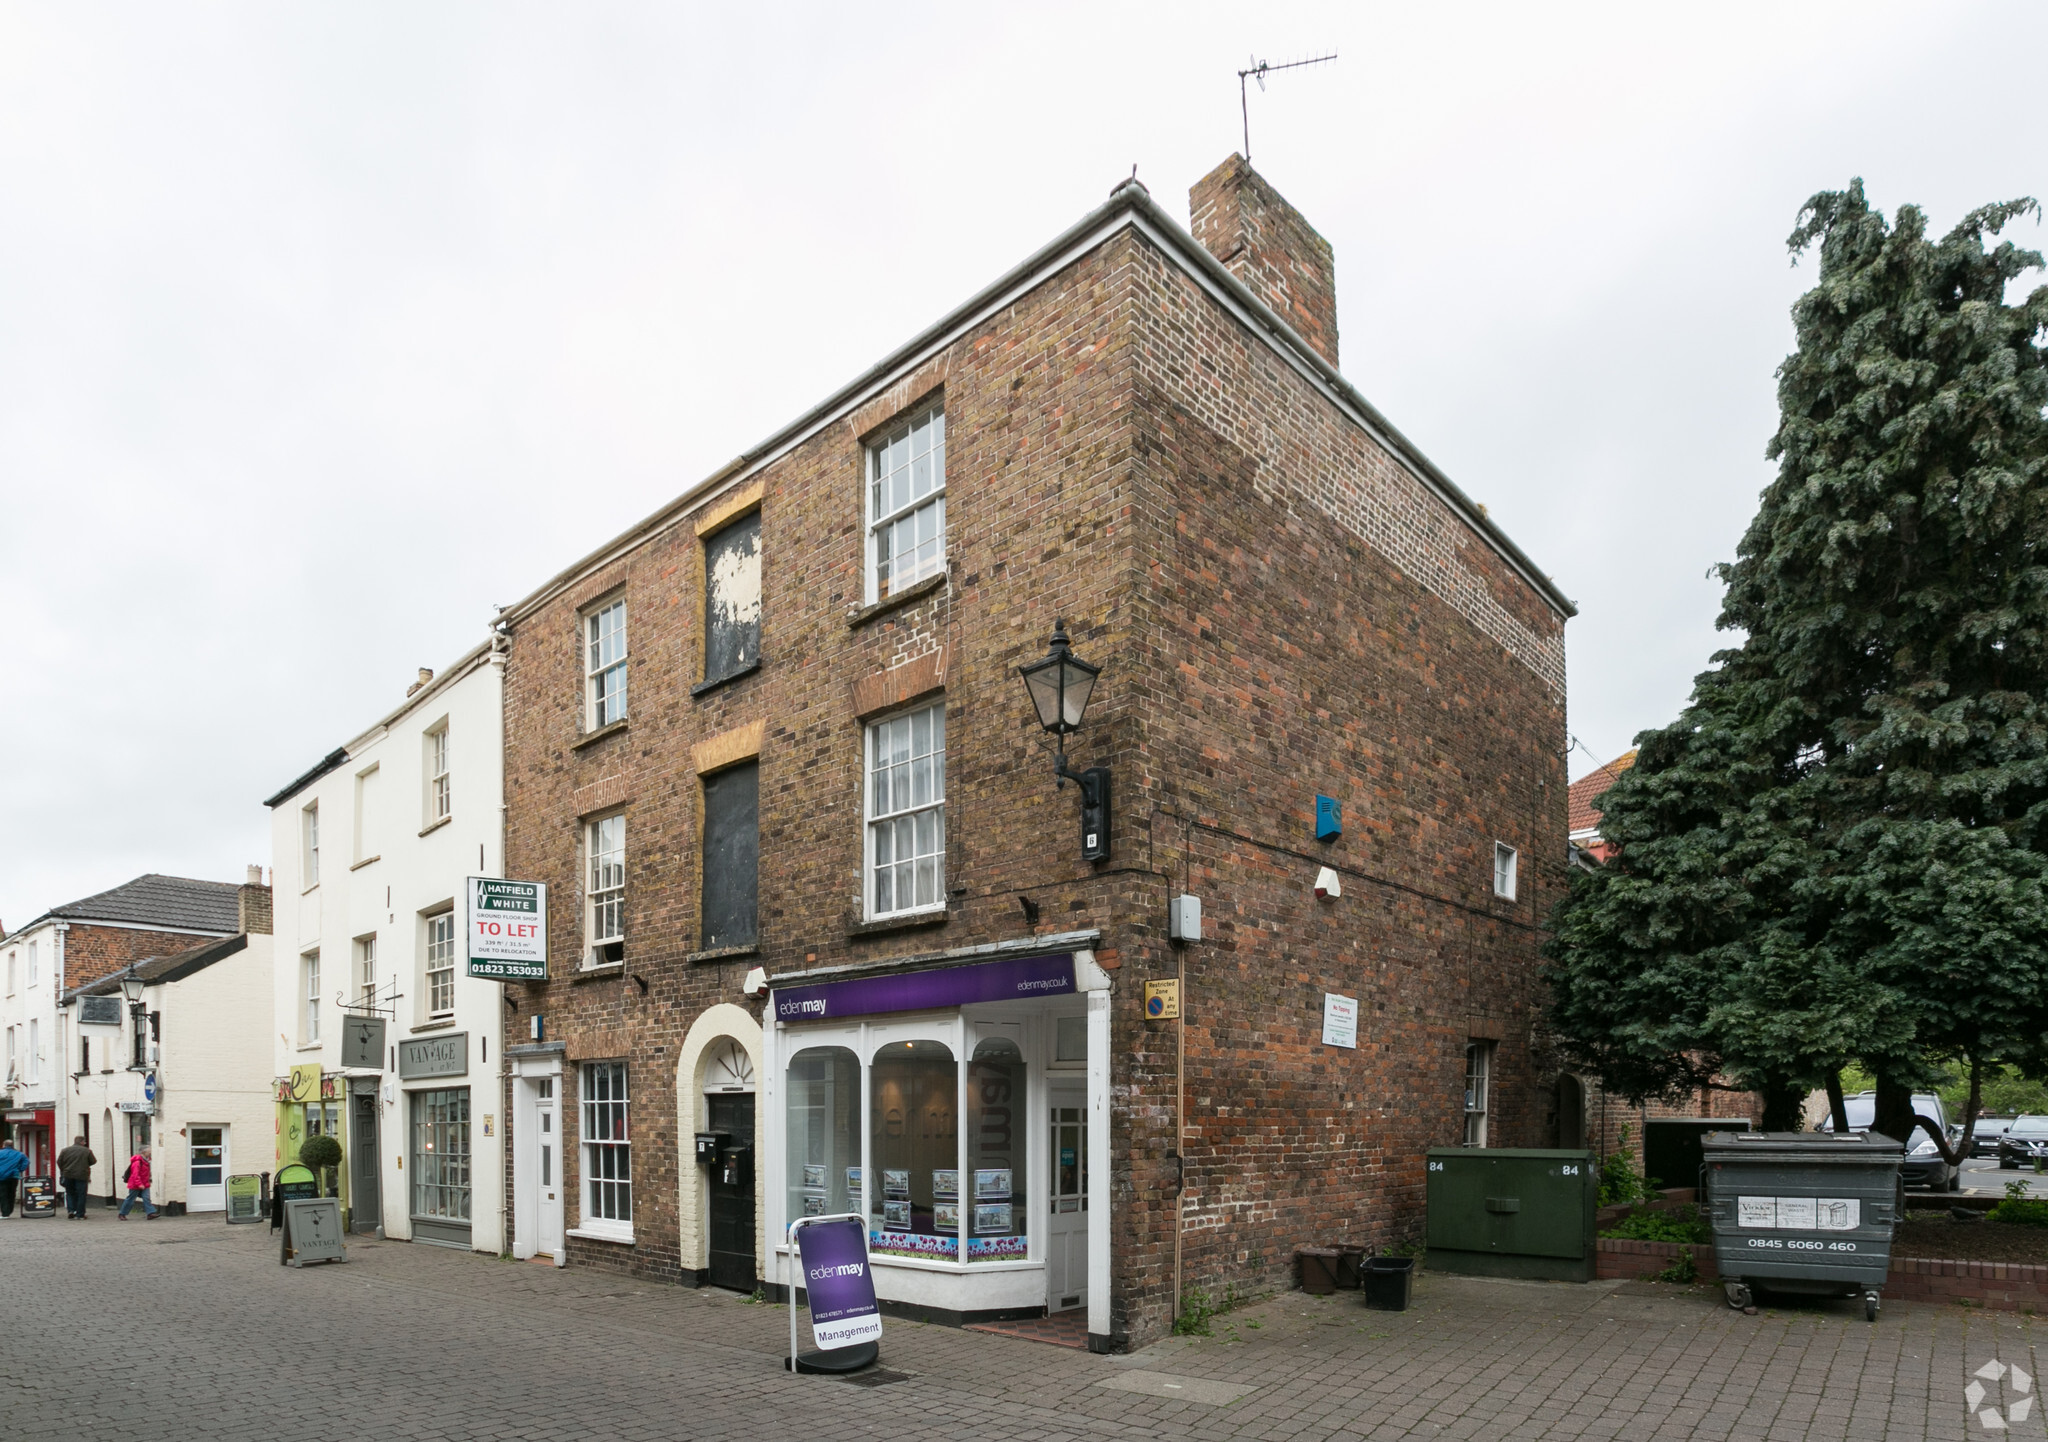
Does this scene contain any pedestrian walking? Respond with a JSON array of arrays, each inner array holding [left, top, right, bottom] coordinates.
[[56, 1136, 96, 1220], [0, 1138, 26, 1217], [118, 1149, 159, 1219]]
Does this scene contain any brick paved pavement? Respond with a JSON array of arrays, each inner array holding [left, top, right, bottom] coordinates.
[[1, 1211, 2036, 1440]]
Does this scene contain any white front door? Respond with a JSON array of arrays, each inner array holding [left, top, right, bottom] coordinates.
[[535, 1079, 564, 1258], [188, 1126, 226, 1212], [1046, 1081, 1087, 1311]]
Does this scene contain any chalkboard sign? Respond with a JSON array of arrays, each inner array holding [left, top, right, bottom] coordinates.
[[271, 1163, 318, 1234], [19, 1175, 57, 1217], [226, 1174, 263, 1224]]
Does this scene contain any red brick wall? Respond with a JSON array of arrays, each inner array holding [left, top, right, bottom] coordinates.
[[62, 925, 231, 990], [499, 192, 1569, 1349]]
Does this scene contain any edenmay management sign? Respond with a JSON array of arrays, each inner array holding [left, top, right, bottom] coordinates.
[[466, 877, 548, 981]]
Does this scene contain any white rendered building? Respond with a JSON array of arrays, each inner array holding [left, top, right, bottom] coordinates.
[[266, 639, 506, 1252], [62, 921, 276, 1213]]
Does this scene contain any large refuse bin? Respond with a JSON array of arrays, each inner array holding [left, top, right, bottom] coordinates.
[[1425, 1148, 1596, 1281], [1701, 1130, 1904, 1321]]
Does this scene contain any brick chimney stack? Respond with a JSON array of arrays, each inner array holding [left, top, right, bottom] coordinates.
[[1189, 154, 1340, 368], [239, 864, 272, 935]]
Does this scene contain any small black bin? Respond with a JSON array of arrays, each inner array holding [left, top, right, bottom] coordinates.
[[1363, 1255, 1414, 1312]]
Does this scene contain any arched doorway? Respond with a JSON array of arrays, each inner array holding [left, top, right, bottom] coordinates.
[[1557, 1075, 1586, 1150], [702, 1038, 756, 1291]]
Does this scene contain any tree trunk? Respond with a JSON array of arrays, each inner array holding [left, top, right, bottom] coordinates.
[[1760, 1079, 1806, 1132], [1873, 1076, 1917, 1149], [1825, 1070, 1851, 1135]]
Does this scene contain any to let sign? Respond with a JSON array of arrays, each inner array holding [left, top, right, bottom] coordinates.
[[467, 877, 548, 981], [399, 1033, 468, 1080]]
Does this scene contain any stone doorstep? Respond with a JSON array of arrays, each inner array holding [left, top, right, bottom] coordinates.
[[1594, 1236, 2048, 1310]]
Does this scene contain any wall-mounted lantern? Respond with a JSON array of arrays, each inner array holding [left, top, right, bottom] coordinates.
[[1019, 618, 1111, 861]]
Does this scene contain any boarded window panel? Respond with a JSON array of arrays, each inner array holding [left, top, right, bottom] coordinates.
[[701, 761, 759, 949], [703, 512, 762, 684]]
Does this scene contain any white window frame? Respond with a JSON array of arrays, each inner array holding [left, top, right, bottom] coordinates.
[[578, 1060, 632, 1239], [424, 909, 457, 1018], [6, 1026, 15, 1081], [302, 802, 321, 891], [27, 1019, 39, 1084], [584, 598, 628, 730], [585, 813, 626, 967], [1493, 841, 1518, 901], [355, 935, 378, 1004], [352, 763, 379, 865], [1464, 1041, 1494, 1147], [27, 941, 37, 987], [5, 951, 13, 995], [864, 403, 947, 604], [864, 703, 947, 920], [302, 950, 321, 1045], [425, 724, 451, 825]]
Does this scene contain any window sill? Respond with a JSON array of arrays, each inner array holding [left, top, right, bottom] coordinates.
[[691, 660, 762, 698], [570, 964, 626, 985], [409, 1018, 458, 1033], [301, 884, 320, 896], [418, 816, 453, 838], [571, 719, 630, 752], [349, 855, 381, 872], [687, 944, 759, 965], [846, 572, 947, 630], [296, 1042, 324, 1053], [566, 1224, 635, 1246], [847, 910, 949, 940]]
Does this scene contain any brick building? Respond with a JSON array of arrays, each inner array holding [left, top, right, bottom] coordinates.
[[496, 156, 1574, 1351]]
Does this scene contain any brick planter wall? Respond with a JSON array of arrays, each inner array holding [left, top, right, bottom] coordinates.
[[1595, 1238, 2048, 1313]]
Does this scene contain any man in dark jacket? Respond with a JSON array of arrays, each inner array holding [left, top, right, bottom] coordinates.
[[56, 1136, 95, 1220]]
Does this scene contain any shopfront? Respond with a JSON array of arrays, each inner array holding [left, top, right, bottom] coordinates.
[[400, 1033, 471, 1248], [5, 1107, 53, 1179], [764, 944, 1110, 1342]]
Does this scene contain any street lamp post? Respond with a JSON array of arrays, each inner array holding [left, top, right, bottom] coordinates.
[[1019, 619, 1112, 861]]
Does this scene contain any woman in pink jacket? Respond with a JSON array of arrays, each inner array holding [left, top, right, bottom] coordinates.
[[118, 1149, 159, 1219]]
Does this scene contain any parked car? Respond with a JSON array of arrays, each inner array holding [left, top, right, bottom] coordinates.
[[1997, 1115, 2048, 1170], [1971, 1116, 2016, 1158], [1817, 1091, 1959, 1190]]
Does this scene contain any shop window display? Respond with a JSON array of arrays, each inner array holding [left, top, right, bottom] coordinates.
[[785, 1046, 859, 1224], [967, 1038, 1028, 1260], [868, 1039, 958, 1258]]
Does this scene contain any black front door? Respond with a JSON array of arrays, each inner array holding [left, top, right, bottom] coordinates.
[[706, 1093, 756, 1291], [350, 1088, 380, 1233]]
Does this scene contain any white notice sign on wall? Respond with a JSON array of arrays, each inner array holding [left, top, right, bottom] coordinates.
[[1322, 992, 1358, 1049]]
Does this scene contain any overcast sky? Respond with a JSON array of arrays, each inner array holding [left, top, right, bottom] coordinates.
[[2, 3, 2043, 928]]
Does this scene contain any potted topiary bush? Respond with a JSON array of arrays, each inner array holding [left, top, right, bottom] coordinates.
[[298, 1135, 343, 1199]]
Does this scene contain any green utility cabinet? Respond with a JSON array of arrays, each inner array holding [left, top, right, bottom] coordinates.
[[1425, 1148, 1597, 1281]]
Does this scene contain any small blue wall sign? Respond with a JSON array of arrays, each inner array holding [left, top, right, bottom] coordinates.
[[1315, 795, 1342, 841]]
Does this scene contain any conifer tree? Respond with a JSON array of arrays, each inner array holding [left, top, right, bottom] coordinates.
[[1547, 181, 2048, 1153]]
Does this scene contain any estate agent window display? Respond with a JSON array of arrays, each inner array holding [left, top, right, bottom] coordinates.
[[778, 1011, 1047, 1277]]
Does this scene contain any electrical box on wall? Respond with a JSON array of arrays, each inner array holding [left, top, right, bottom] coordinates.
[[1316, 794, 1342, 841], [1168, 894, 1202, 942], [1079, 767, 1112, 861]]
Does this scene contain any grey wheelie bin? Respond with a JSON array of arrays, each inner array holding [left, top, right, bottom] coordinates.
[[1701, 1131, 1904, 1321]]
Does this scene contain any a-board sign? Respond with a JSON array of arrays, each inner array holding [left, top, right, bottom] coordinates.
[[226, 1174, 263, 1224], [340, 1014, 387, 1071], [283, 1197, 347, 1267], [18, 1175, 56, 1217], [274, 1164, 318, 1202], [466, 876, 548, 981], [794, 1215, 883, 1351]]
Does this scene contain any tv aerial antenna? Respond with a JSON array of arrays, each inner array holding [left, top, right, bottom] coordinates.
[[1237, 51, 1337, 164]]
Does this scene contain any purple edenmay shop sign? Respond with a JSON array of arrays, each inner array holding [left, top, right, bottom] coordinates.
[[773, 953, 1075, 1023], [796, 1216, 883, 1350]]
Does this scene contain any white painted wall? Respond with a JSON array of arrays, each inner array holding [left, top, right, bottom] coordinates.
[[270, 641, 507, 1252], [68, 936, 275, 1208]]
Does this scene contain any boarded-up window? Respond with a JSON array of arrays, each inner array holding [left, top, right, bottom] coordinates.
[[703, 512, 762, 685], [701, 761, 759, 949]]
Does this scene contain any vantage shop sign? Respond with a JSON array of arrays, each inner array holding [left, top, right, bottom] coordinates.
[[773, 953, 1074, 1023], [466, 877, 547, 981]]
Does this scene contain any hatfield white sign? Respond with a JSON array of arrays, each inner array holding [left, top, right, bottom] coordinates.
[[466, 877, 548, 981]]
